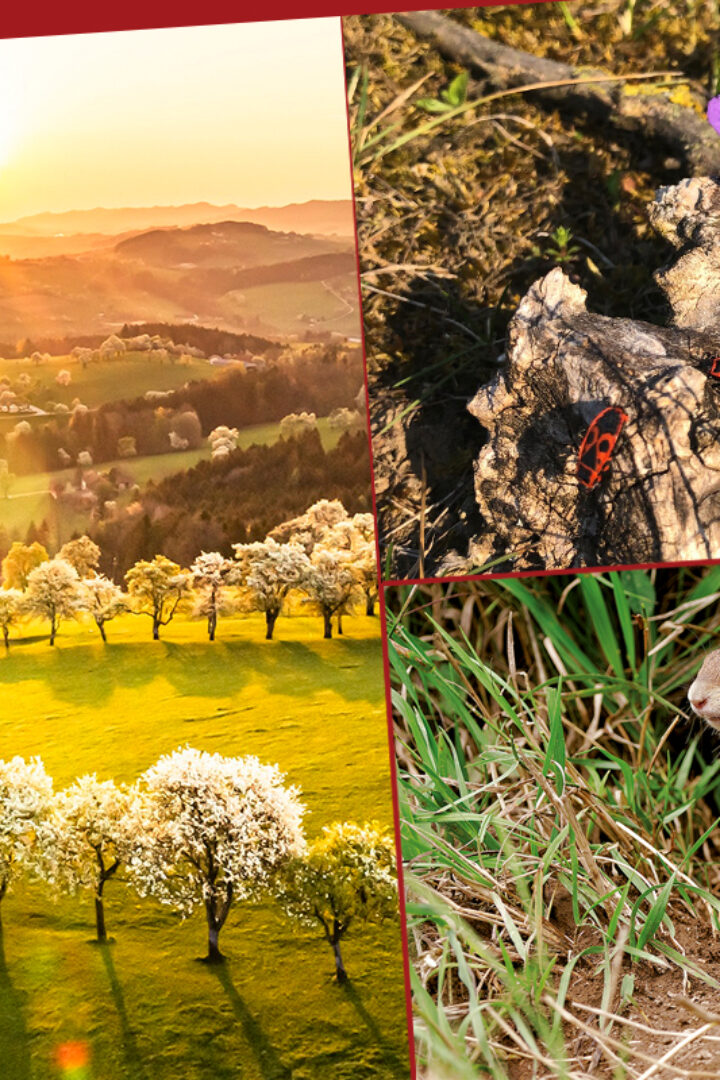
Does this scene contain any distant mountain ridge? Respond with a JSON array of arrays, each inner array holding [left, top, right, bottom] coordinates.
[[0, 200, 354, 239]]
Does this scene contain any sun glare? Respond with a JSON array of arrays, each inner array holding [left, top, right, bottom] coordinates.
[[0, 122, 17, 168], [0, 83, 21, 170], [0, 19, 349, 219]]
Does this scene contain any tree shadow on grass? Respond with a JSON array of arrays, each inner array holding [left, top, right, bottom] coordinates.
[[99, 944, 149, 1080], [210, 963, 291, 1080], [0, 922, 31, 1080], [0, 637, 382, 708], [342, 980, 410, 1075]]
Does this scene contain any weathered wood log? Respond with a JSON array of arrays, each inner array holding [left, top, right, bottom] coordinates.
[[466, 178, 720, 570], [395, 10, 720, 176]]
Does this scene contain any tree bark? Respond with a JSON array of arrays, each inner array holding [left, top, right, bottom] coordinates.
[[208, 608, 217, 642], [466, 178, 720, 571], [206, 923, 223, 964], [95, 894, 107, 942], [365, 594, 376, 617], [203, 886, 232, 963], [323, 610, 333, 639], [2, 627, 8, 652], [152, 618, 160, 641], [49, 616, 57, 646], [97, 620, 107, 644], [332, 935, 347, 984], [337, 611, 344, 635], [265, 608, 278, 641]]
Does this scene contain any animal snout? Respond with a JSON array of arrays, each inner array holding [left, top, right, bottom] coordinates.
[[691, 695, 708, 711]]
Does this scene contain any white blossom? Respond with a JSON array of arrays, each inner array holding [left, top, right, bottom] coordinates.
[[231, 539, 310, 639], [25, 558, 82, 645], [208, 425, 239, 459], [190, 552, 233, 640], [0, 756, 54, 901], [81, 576, 126, 642], [127, 746, 306, 961]]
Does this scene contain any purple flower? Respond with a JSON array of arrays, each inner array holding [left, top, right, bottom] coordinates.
[[708, 96, 720, 136]]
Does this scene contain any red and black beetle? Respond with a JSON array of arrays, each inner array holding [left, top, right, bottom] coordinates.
[[694, 353, 720, 379], [576, 405, 629, 490]]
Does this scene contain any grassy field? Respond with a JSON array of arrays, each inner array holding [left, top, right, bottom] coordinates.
[[0, 612, 409, 1080], [223, 281, 359, 337], [1, 416, 343, 545], [0, 353, 218, 413]]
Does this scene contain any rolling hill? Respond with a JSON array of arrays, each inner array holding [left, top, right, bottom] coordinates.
[[114, 220, 348, 268], [0, 219, 360, 340]]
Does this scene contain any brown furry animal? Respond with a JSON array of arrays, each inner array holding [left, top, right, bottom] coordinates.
[[688, 650, 720, 730]]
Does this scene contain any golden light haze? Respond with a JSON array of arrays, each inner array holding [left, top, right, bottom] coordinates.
[[0, 18, 351, 222]]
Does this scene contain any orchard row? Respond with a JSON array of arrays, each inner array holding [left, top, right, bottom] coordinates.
[[0, 499, 378, 645], [0, 746, 396, 982]]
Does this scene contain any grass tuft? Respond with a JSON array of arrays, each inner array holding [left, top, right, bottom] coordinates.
[[388, 565, 720, 1078]]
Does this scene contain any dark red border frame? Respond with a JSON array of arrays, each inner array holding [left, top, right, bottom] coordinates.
[[0, 0, 555, 39], [384, 556, 720, 591]]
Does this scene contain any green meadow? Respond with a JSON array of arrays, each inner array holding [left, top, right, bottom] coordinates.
[[0, 352, 217, 412], [0, 613, 409, 1080], [221, 281, 357, 337], [1, 416, 342, 544]]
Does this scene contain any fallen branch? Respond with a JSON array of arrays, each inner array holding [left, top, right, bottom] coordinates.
[[395, 9, 720, 175]]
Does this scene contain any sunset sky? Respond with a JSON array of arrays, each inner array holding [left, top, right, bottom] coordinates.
[[0, 18, 351, 223]]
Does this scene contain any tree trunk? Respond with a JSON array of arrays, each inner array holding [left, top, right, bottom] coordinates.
[[203, 887, 232, 963], [465, 178, 720, 571], [97, 620, 107, 644], [152, 618, 160, 641], [337, 611, 344, 635], [208, 608, 217, 642], [2, 627, 7, 652], [95, 893, 107, 942], [265, 608, 278, 641], [365, 594, 376, 617], [332, 936, 348, 984], [206, 923, 223, 964], [323, 610, 333, 639], [49, 616, 57, 646]]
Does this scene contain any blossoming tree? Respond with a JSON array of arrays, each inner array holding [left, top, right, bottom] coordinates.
[[276, 822, 397, 984], [44, 775, 139, 942], [0, 588, 24, 651], [124, 555, 192, 640], [301, 546, 357, 639], [81, 576, 126, 643], [323, 514, 378, 616], [0, 757, 54, 922], [57, 536, 101, 579], [25, 558, 81, 645], [128, 747, 306, 963], [232, 539, 310, 640], [190, 551, 233, 641], [1, 540, 48, 590]]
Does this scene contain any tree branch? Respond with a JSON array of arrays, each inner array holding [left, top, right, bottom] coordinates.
[[395, 9, 720, 175]]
